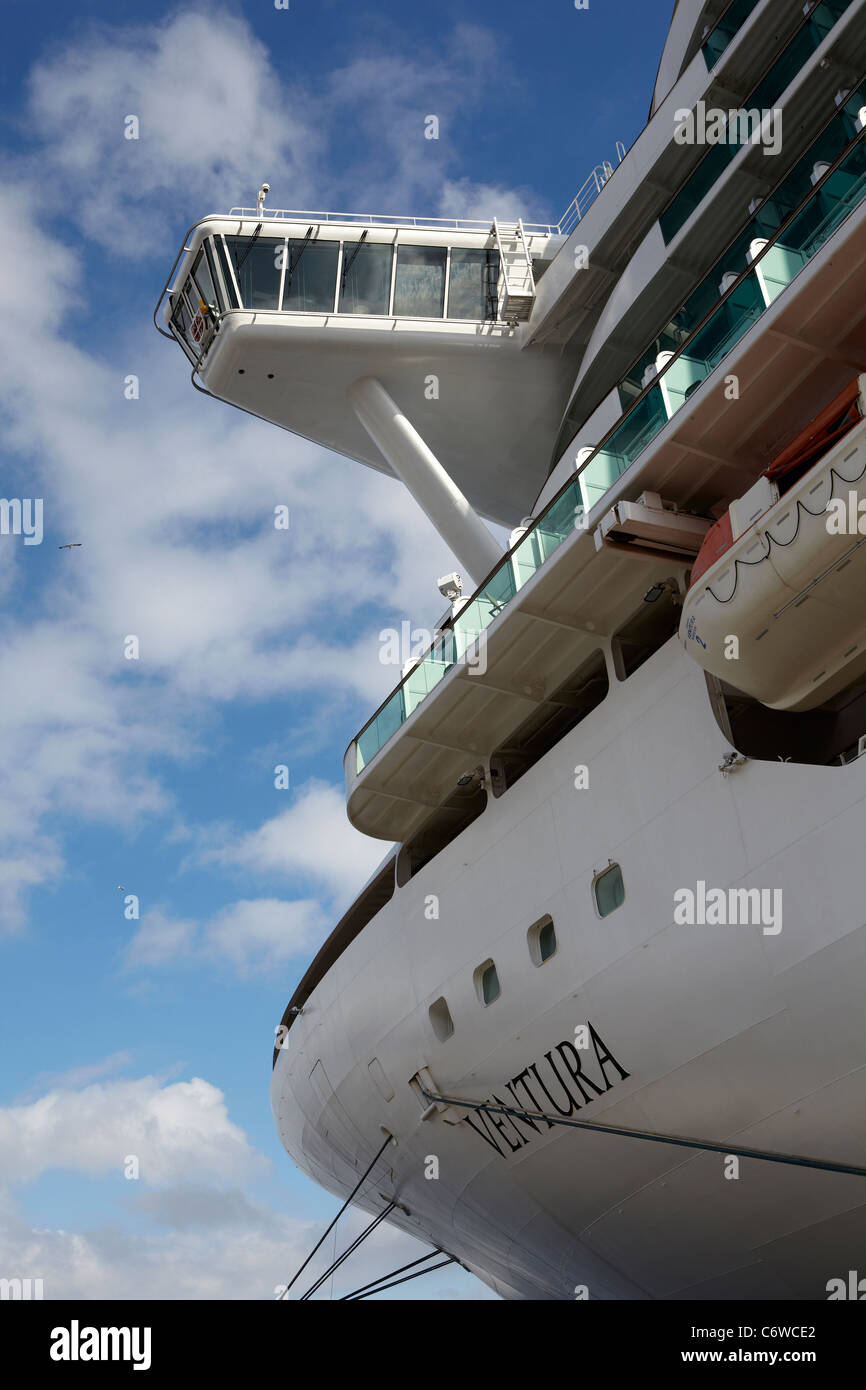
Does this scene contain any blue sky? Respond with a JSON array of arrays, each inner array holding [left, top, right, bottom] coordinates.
[[0, 0, 673, 1300]]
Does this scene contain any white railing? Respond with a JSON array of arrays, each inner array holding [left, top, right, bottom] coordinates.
[[227, 146, 627, 241], [227, 206, 558, 235], [557, 163, 615, 236]]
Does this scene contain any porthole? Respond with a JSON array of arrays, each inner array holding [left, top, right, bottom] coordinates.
[[428, 997, 454, 1042], [474, 959, 500, 1007], [527, 914, 557, 966], [593, 863, 625, 918]]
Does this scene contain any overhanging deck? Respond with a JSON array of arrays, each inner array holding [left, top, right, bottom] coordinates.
[[345, 195, 866, 842]]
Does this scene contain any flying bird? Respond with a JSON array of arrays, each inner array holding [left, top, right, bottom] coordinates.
[[59, 543, 82, 550]]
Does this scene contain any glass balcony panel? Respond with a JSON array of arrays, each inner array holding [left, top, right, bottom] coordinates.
[[282, 240, 339, 312], [663, 0, 854, 244], [393, 245, 447, 317], [403, 657, 450, 716], [701, 0, 761, 69], [224, 236, 284, 309], [357, 688, 405, 770], [339, 241, 392, 314], [512, 531, 544, 589]]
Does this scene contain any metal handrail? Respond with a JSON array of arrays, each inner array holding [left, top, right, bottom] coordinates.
[[226, 147, 627, 240], [227, 206, 557, 235]]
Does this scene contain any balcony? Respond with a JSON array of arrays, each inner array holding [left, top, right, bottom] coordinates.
[[345, 128, 866, 841]]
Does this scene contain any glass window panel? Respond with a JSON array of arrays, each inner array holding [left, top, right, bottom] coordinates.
[[481, 963, 500, 1005], [282, 239, 339, 312], [170, 292, 197, 352], [594, 864, 625, 918], [339, 240, 392, 314], [448, 248, 499, 319], [223, 236, 283, 309], [195, 245, 223, 314], [539, 919, 556, 961], [215, 237, 241, 307], [702, 0, 760, 68], [393, 245, 446, 317]]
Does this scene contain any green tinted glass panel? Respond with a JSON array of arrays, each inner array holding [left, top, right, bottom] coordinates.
[[538, 919, 556, 961], [663, 0, 854, 243], [481, 964, 500, 1005], [701, 0, 760, 68], [595, 864, 625, 918]]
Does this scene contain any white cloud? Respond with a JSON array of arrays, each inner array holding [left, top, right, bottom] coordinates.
[[437, 176, 544, 224], [0, 1188, 492, 1301], [123, 909, 199, 970], [0, 1075, 265, 1189], [28, 1051, 133, 1097], [0, 1070, 494, 1299], [124, 895, 329, 975], [26, 8, 320, 255], [204, 897, 326, 973], [0, 3, 545, 932], [207, 780, 390, 903]]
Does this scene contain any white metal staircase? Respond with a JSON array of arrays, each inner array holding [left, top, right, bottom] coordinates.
[[492, 218, 536, 322]]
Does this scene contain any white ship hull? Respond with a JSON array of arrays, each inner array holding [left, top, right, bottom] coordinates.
[[271, 642, 866, 1299]]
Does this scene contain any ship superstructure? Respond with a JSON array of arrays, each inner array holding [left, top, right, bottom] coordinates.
[[157, 0, 866, 1298]]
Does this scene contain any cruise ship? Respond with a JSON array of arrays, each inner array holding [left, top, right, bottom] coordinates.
[[155, 0, 866, 1299]]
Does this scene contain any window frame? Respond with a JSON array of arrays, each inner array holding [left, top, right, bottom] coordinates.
[[592, 862, 626, 919], [474, 959, 501, 1007], [527, 914, 557, 966]]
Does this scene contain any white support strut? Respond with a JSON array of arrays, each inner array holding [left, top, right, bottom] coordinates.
[[347, 376, 503, 587]]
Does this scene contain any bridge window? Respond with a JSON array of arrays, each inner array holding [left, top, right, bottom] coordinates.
[[528, 914, 557, 965], [224, 235, 283, 309], [282, 239, 339, 313], [393, 244, 447, 317], [593, 863, 625, 918], [474, 959, 501, 1006], [339, 239, 392, 314], [192, 246, 223, 314], [448, 248, 499, 320]]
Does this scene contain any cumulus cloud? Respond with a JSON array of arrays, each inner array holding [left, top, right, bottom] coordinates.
[[0, 1071, 493, 1299], [0, 1188, 491, 1300], [205, 780, 389, 902], [0, 1075, 265, 1189], [25, 8, 321, 254], [124, 894, 329, 974], [0, 1, 543, 932], [23, 11, 544, 245]]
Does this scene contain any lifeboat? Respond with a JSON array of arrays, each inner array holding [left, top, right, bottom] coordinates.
[[680, 376, 866, 711]]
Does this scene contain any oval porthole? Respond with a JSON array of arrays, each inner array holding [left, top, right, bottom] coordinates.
[[593, 862, 625, 918], [528, 914, 557, 966], [429, 996, 454, 1042], [474, 959, 500, 1006]]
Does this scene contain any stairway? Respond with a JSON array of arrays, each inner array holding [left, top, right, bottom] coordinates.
[[492, 218, 536, 321]]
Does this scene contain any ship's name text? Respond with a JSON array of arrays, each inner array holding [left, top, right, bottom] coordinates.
[[463, 1021, 629, 1158]]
